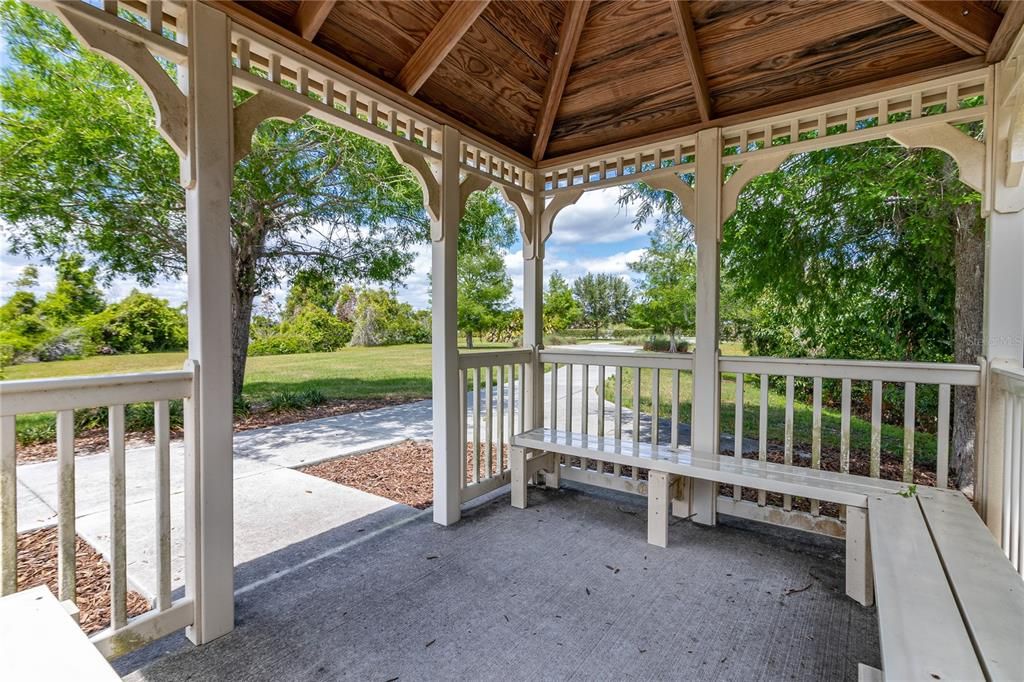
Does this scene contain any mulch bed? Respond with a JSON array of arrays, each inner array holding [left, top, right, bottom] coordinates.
[[16, 397, 419, 464], [16, 527, 150, 634], [301, 440, 510, 509]]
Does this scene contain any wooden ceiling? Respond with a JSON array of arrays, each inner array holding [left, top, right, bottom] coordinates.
[[218, 0, 1024, 164]]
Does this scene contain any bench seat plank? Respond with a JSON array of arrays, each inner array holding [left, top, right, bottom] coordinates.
[[919, 489, 1024, 681], [512, 428, 905, 508], [867, 493, 984, 681], [0, 586, 120, 681]]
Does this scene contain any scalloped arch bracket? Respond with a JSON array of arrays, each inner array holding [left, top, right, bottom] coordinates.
[[233, 91, 309, 164], [888, 122, 985, 194]]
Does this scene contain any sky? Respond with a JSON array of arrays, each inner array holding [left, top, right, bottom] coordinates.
[[0, 187, 657, 312]]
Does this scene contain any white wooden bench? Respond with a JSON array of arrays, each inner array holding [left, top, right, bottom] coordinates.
[[511, 427, 908, 606], [865, 487, 1024, 681], [0, 586, 120, 681]]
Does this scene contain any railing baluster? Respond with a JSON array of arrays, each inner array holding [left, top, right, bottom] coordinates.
[[614, 367, 622, 477], [1002, 394, 1014, 555], [148, 0, 163, 34], [109, 404, 127, 630], [508, 364, 515, 447], [597, 365, 606, 438], [1010, 395, 1022, 568], [758, 374, 768, 507], [903, 381, 916, 483], [473, 368, 481, 484], [459, 369, 467, 487], [565, 364, 574, 433], [811, 377, 822, 516], [0, 415, 17, 596], [936, 384, 950, 488], [733, 372, 743, 500], [870, 380, 882, 479], [651, 368, 660, 448], [57, 410, 76, 603], [485, 366, 493, 478], [497, 365, 505, 475], [841, 378, 852, 474], [580, 365, 589, 471], [632, 367, 641, 479], [518, 362, 526, 434], [672, 368, 681, 450], [550, 363, 558, 430], [154, 400, 171, 611], [783, 376, 794, 511]]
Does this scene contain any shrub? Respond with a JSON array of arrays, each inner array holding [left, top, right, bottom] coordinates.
[[248, 306, 353, 356], [350, 290, 427, 346], [265, 388, 327, 412], [643, 337, 691, 353], [82, 291, 187, 354], [35, 327, 87, 361]]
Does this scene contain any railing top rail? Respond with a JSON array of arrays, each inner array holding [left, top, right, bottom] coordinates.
[[0, 369, 194, 417], [990, 360, 1024, 381], [457, 348, 533, 369], [540, 348, 694, 370], [719, 355, 981, 386]]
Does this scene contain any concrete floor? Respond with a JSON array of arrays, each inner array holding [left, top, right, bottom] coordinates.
[[117, 483, 880, 681]]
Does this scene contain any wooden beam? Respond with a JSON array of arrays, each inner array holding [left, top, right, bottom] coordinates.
[[532, 0, 589, 162], [292, 0, 335, 42], [884, 0, 1000, 56], [987, 0, 1024, 63], [669, 0, 711, 122], [395, 0, 490, 95]]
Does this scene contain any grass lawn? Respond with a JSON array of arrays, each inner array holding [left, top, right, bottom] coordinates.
[[605, 368, 939, 468]]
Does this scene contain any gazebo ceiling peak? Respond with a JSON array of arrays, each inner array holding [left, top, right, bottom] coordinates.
[[211, 0, 1022, 164]]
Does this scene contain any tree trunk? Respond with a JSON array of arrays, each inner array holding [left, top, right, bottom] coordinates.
[[669, 330, 677, 353], [952, 201, 985, 489], [231, 219, 264, 401], [465, 332, 473, 349]]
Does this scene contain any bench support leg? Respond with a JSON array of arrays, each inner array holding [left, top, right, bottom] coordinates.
[[511, 447, 528, 509], [691, 479, 718, 526], [541, 453, 560, 489], [648, 472, 674, 548], [845, 506, 874, 606]]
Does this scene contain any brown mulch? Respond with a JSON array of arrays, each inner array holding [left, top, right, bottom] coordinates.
[[16, 397, 419, 464], [301, 440, 511, 509], [16, 527, 150, 634]]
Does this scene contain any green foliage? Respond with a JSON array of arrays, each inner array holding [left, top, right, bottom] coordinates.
[[572, 273, 633, 337], [249, 305, 353, 356], [349, 289, 429, 347], [543, 271, 581, 333], [36, 254, 105, 325], [628, 223, 696, 351], [265, 388, 327, 413], [81, 291, 187, 354], [457, 244, 512, 347], [283, 269, 341, 319]]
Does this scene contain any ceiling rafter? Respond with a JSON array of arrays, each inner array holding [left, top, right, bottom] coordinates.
[[531, 0, 590, 162], [669, 0, 711, 122], [292, 0, 336, 42], [987, 0, 1024, 63], [395, 0, 490, 95], [883, 0, 1000, 56]]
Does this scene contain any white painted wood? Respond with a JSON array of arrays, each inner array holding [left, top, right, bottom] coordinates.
[[90, 597, 194, 661], [936, 384, 951, 488], [650, 368, 660, 448], [511, 448, 527, 509], [154, 400, 171, 611], [0, 371, 192, 416], [565, 363, 574, 433], [733, 372, 743, 501], [0, 587, 120, 681], [108, 404, 127, 630], [632, 367, 641, 449], [919, 488, 1024, 681], [811, 376, 822, 516], [598, 365, 606, 438], [870, 380, 882, 479], [485, 364, 493, 477], [581, 364, 589, 441], [457, 348, 531, 369], [459, 369, 467, 489], [841, 378, 852, 475], [472, 368, 481, 483], [758, 374, 769, 507], [845, 506, 873, 606], [867, 492, 984, 681], [784, 376, 794, 511], [719, 355, 980, 385], [647, 471, 672, 548], [614, 367, 623, 440], [0, 415, 15, 596], [857, 663, 883, 682], [540, 349, 693, 371], [57, 410, 76, 603], [672, 368, 681, 450], [550, 362, 558, 431], [182, 2, 236, 643], [903, 382, 916, 483]]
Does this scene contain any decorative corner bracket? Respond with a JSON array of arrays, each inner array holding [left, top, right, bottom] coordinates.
[[721, 151, 789, 224], [525, 189, 582, 260], [56, 4, 187, 158], [645, 171, 696, 224], [233, 91, 309, 164], [888, 122, 986, 194], [391, 144, 442, 230]]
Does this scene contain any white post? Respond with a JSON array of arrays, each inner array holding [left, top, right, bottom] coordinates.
[[691, 128, 723, 525], [523, 186, 545, 429], [182, 2, 234, 644], [432, 125, 462, 526], [981, 58, 1024, 535]]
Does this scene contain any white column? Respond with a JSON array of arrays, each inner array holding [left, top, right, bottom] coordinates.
[[691, 128, 723, 525], [182, 2, 234, 644], [523, 188, 545, 429], [432, 126, 462, 526]]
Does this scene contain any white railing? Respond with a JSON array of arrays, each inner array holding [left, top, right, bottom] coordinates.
[[539, 348, 695, 489], [0, 364, 198, 658], [984, 360, 1024, 576], [534, 348, 983, 535], [457, 349, 532, 502]]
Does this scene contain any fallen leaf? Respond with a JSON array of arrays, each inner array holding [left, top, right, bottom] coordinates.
[[425, 639, 436, 648]]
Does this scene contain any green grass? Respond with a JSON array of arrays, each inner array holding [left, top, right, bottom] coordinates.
[[4, 342, 517, 444], [604, 368, 938, 468]]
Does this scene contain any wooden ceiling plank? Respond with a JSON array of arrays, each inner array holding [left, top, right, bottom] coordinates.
[[987, 0, 1024, 63], [883, 0, 1001, 56], [395, 0, 490, 95], [293, 0, 336, 42], [532, 0, 590, 162], [669, 0, 711, 121]]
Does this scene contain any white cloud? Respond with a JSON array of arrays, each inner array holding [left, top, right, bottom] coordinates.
[[547, 188, 651, 246]]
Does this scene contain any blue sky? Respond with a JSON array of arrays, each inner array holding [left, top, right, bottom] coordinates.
[[1, 187, 656, 311]]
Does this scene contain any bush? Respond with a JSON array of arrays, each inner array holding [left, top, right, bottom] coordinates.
[[350, 290, 428, 346], [265, 388, 327, 412], [643, 336, 691, 353], [248, 306, 353, 356], [82, 291, 187, 354], [35, 327, 87, 361]]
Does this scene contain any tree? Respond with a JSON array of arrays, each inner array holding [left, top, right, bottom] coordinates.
[[36, 254, 106, 325], [349, 289, 428, 346], [628, 223, 696, 352], [81, 290, 187, 354], [572, 273, 633, 338], [0, 4, 515, 398], [457, 244, 512, 348], [283, 269, 340, 319], [543, 271, 581, 333]]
